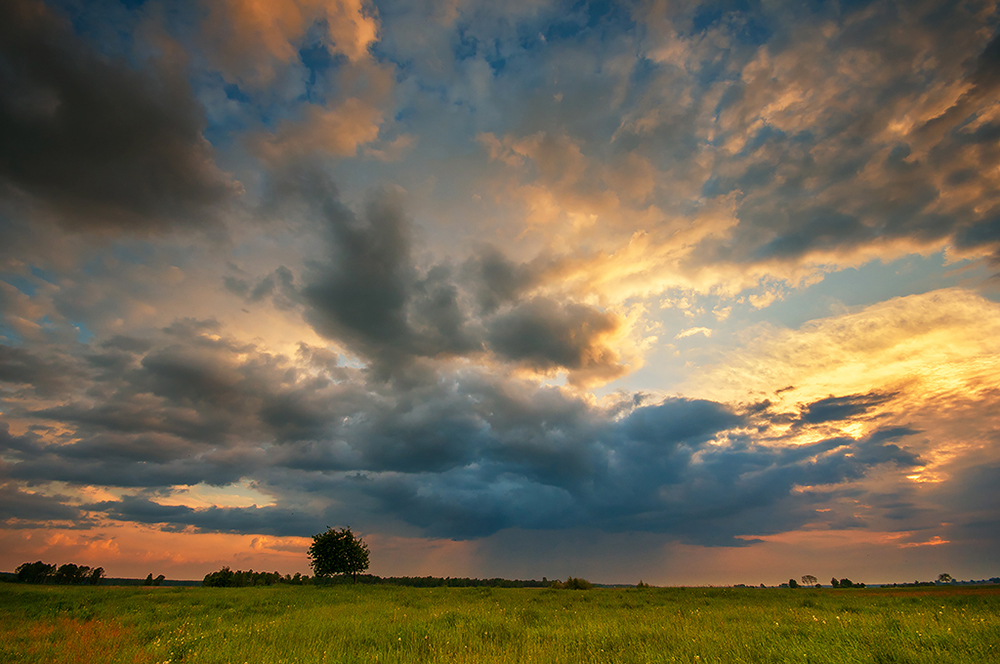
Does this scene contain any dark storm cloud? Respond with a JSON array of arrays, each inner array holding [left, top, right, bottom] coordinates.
[[0, 483, 81, 525], [281, 162, 625, 378], [486, 297, 621, 372], [225, 267, 300, 310], [754, 210, 874, 260], [915, 31, 1000, 139], [927, 460, 1000, 547], [274, 164, 478, 368], [368, 471, 581, 539], [798, 391, 897, 425], [0, 0, 237, 232], [290, 168, 415, 356], [3, 316, 929, 542], [8, 449, 253, 488], [0, 422, 40, 455], [137, 347, 252, 410], [623, 398, 743, 446], [359, 422, 924, 543], [851, 427, 922, 466], [88, 495, 322, 537], [0, 344, 85, 397], [461, 245, 543, 314], [99, 335, 153, 353], [53, 432, 201, 464], [35, 399, 234, 445]]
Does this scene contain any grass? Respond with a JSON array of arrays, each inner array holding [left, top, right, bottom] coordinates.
[[1, 583, 998, 663]]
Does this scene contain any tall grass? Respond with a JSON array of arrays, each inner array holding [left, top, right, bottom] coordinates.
[[1, 583, 998, 663]]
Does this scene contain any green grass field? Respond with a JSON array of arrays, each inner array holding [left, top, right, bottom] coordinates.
[[1, 583, 998, 663]]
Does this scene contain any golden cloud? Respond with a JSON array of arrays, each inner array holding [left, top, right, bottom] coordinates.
[[252, 98, 385, 161], [203, 0, 380, 84]]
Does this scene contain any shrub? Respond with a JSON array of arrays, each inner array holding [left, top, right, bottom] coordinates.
[[551, 577, 592, 590]]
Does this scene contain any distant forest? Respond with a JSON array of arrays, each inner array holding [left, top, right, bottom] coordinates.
[[202, 567, 551, 588]]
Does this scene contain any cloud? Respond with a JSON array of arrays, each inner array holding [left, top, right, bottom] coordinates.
[[466, 0, 1000, 309], [687, 288, 1000, 410], [486, 297, 630, 386], [0, 303, 912, 543], [298, 173, 479, 365], [461, 245, 544, 314], [0, 297, 938, 546], [0, 483, 82, 526], [693, 2, 1000, 270], [798, 391, 897, 426], [356, 410, 923, 543], [203, 0, 380, 85], [675, 326, 712, 339], [287, 162, 634, 383], [88, 495, 319, 537], [3, 0, 1000, 583], [225, 266, 300, 310], [0, 0, 239, 233], [623, 398, 742, 447], [252, 99, 387, 162], [0, 344, 85, 397], [685, 286, 1000, 528]]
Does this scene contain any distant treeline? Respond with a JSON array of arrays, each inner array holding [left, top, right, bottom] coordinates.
[[883, 577, 1000, 588], [203, 568, 311, 587], [201, 567, 553, 588], [347, 574, 550, 588], [103, 577, 201, 587], [4, 562, 201, 587], [13, 561, 105, 585]]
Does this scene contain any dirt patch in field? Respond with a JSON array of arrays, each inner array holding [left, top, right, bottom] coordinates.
[[3, 617, 155, 664], [868, 586, 1000, 598]]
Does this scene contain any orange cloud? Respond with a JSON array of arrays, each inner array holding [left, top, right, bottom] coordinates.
[[253, 98, 385, 161], [899, 535, 950, 549], [688, 287, 1000, 408], [204, 0, 379, 84], [685, 287, 1000, 490], [363, 134, 417, 162]]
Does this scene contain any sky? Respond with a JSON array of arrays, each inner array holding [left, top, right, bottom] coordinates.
[[1, 0, 999, 586]]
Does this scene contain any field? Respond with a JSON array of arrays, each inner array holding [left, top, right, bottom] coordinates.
[[1, 583, 998, 663]]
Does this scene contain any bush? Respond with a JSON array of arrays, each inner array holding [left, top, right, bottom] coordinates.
[[551, 577, 592, 590]]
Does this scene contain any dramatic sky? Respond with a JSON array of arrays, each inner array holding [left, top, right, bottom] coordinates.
[[2, 0, 999, 585]]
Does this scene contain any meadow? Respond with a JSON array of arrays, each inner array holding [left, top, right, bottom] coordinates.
[[1, 583, 998, 663]]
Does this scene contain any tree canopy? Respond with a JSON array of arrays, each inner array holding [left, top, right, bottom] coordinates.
[[307, 527, 370, 582], [15, 561, 104, 585]]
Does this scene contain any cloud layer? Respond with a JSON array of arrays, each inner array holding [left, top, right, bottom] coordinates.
[[1, 0, 999, 582]]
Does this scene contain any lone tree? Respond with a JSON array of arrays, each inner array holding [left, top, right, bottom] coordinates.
[[801, 574, 818, 586], [308, 527, 370, 583]]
